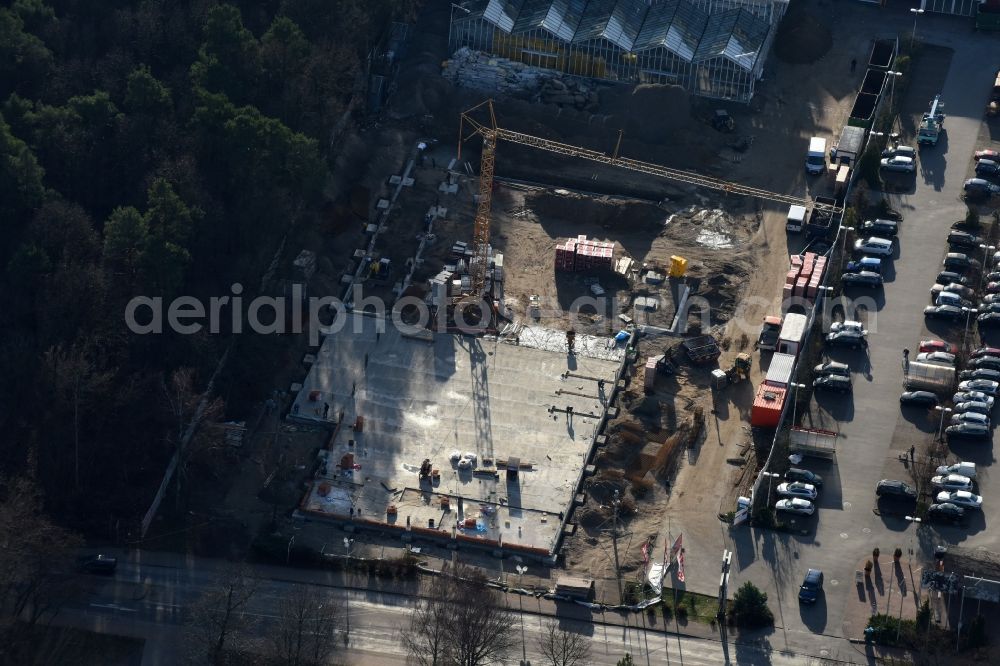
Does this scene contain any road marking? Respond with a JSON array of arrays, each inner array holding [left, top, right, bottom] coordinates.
[[89, 603, 136, 613], [843, 501, 852, 510], [840, 532, 849, 539]]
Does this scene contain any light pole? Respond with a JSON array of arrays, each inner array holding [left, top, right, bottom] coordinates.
[[962, 307, 979, 353], [934, 406, 952, 442], [910, 8, 924, 53], [761, 471, 781, 506], [790, 382, 807, 428], [286, 535, 295, 564], [344, 537, 353, 642], [516, 564, 529, 666], [886, 71, 903, 122]]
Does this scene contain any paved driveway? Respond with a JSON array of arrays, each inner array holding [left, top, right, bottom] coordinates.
[[721, 11, 1000, 660]]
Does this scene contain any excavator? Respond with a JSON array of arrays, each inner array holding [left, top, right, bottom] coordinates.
[[723, 353, 753, 385]]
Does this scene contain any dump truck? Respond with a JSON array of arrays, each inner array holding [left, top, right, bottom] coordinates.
[[905, 361, 956, 394], [681, 335, 721, 365], [805, 196, 838, 239], [917, 95, 945, 146], [757, 315, 783, 351]]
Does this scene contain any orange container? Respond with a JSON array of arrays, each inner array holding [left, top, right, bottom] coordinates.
[[751, 384, 787, 428]]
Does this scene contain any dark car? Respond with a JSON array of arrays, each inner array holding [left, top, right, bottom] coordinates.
[[936, 271, 969, 286], [978, 312, 1000, 329], [975, 159, 1000, 177], [946, 423, 990, 442], [813, 375, 852, 393], [77, 554, 118, 574], [959, 368, 1000, 383], [785, 468, 824, 487], [926, 502, 965, 525], [899, 391, 939, 407], [876, 479, 917, 499], [953, 400, 993, 416], [943, 253, 981, 271], [826, 330, 867, 348], [841, 271, 882, 288], [972, 346, 1000, 358], [947, 231, 982, 249], [924, 304, 964, 321], [969, 356, 1000, 371], [846, 257, 883, 274], [978, 303, 1000, 315], [799, 569, 824, 604], [986, 282, 1000, 294], [862, 219, 899, 237], [964, 178, 999, 196]]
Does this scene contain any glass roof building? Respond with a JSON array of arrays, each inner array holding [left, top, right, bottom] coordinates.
[[449, 0, 788, 101]]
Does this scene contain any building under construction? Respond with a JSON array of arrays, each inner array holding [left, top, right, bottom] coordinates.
[[448, 0, 789, 102]]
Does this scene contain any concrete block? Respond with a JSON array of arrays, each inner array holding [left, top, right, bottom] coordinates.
[[402, 178, 414, 187], [303, 354, 317, 365], [584, 464, 596, 476], [562, 523, 576, 536], [376, 199, 390, 209], [290, 382, 303, 392], [389, 175, 402, 185]]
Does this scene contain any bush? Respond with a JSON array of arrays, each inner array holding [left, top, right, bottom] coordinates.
[[730, 581, 774, 629]]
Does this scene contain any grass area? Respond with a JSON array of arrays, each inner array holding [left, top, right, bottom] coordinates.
[[659, 589, 722, 624]]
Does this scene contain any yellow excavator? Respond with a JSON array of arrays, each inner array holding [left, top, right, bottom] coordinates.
[[724, 353, 753, 384]]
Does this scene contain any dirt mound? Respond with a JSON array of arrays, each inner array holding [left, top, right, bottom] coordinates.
[[773, 9, 832, 64]]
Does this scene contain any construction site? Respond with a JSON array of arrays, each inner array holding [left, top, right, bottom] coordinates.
[[268, 0, 856, 581]]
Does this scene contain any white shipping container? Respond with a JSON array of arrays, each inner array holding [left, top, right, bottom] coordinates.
[[764, 353, 796, 388]]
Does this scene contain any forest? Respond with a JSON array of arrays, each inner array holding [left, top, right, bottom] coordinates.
[[0, 0, 418, 533]]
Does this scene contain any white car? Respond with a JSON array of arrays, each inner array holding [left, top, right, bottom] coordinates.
[[950, 411, 989, 426], [776, 482, 818, 500], [775, 498, 815, 515], [854, 238, 894, 256], [958, 379, 1000, 395], [953, 391, 995, 407], [936, 462, 977, 479], [930, 474, 975, 492], [916, 351, 956, 365], [935, 490, 983, 510], [829, 320, 867, 335], [880, 156, 916, 173]]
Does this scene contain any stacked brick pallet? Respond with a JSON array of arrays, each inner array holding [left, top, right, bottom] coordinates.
[[782, 252, 828, 306], [555, 235, 615, 272]]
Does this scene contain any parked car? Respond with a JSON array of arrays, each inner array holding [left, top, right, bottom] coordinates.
[[981, 293, 1000, 305], [814, 361, 850, 376], [959, 368, 1000, 382], [952, 391, 995, 407], [977, 312, 1000, 329], [813, 375, 852, 393], [976, 159, 1000, 177], [777, 482, 818, 500], [919, 340, 958, 354], [953, 401, 993, 416], [931, 474, 975, 492], [935, 490, 983, 510], [945, 423, 991, 442], [916, 351, 956, 365], [985, 282, 1000, 294], [959, 379, 1000, 395], [924, 304, 964, 321], [829, 320, 865, 335], [926, 502, 965, 525], [798, 569, 824, 604], [841, 271, 883, 288], [968, 356, 1000, 371], [947, 231, 982, 248], [931, 283, 976, 300], [882, 145, 916, 159], [855, 237, 894, 256], [936, 271, 969, 286], [977, 303, 1000, 315], [943, 253, 981, 271], [899, 391, 939, 407], [826, 330, 867, 348], [881, 156, 916, 173], [847, 257, 883, 274], [971, 346, 1000, 358], [974, 149, 1000, 161], [862, 219, 899, 237], [985, 272, 1000, 283], [936, 462, 977, 479], [876, 479, 917, 499], [775, 498, 815, 515], [964, 178, 1000, 197], [935, 292, 974, 309], [785, 468, 823, 487], [77, 554, 118, 575], [950, 411, 989, 427]]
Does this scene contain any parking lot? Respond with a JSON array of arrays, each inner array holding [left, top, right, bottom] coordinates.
[[720, 11, 1000, 658]]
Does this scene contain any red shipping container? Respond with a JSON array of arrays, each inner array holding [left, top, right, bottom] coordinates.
[[751, 384, 787, 428]]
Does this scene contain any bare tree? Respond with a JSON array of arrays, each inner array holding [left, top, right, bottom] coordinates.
[[537, 620, 591, 666], [402, 565, 516, 666], [162, 367, 225, 508], [269, 584, 343, 666], [186, 565, 258, 665]]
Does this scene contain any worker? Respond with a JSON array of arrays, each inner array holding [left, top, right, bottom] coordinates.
[[851, 58, 857, 73]]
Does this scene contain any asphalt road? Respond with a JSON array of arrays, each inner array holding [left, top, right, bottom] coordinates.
[[723, 11, 1000, 657], [55, 553, 808, 665]]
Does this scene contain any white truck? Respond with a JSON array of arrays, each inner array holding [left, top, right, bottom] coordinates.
[[786, 205, 807, 233], [805, 137, 827, 175], [776, 312, 808, 356]]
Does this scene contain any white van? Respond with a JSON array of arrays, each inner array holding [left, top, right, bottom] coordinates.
[[786, 204, 807, 232], [806, 137, 827, 175]]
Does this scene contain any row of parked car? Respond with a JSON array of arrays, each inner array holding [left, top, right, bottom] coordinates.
[[874, 467, 982, 525], [774, 467, 824, 516], [964, 149, 1000, 199]]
